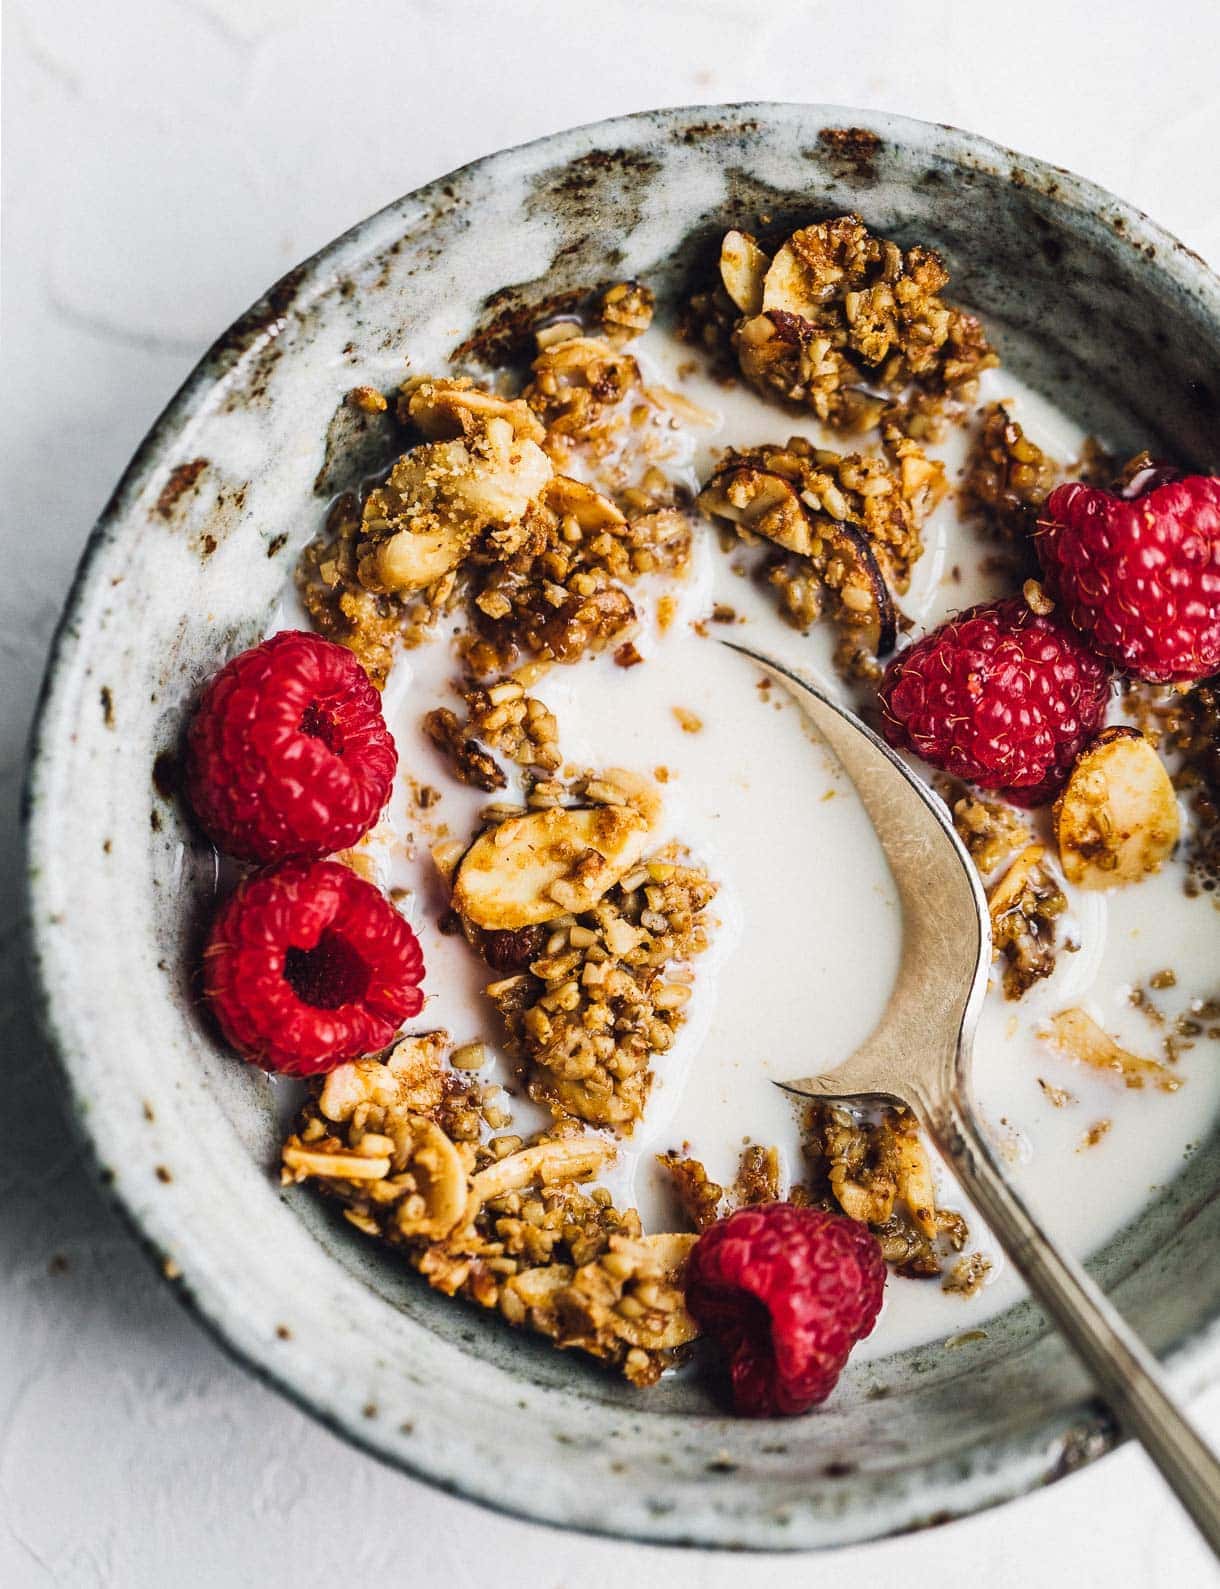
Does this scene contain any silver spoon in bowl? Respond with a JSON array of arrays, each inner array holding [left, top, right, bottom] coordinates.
[[723, 639, 1220, 1555]]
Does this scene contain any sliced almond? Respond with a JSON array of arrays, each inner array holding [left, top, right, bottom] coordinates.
[[453, 805, 649, 929], [698, 466, 814, 556], [761, 234, 824, 320], [1054, 728, 1179, 889], [281, 1141, 392, 1182], [465, 1135, 614, 1223], [719, 229, 770, 314], [1047, 1008, 1182, 1092], [543, 474, 626, 530], [406, 378, 545, 444], [394, 1116, 469, 1240], [889, 1123, 938, 1240]]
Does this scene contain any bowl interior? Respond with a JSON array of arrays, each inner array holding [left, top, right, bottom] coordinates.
[[26, 104, 1220, 1549]]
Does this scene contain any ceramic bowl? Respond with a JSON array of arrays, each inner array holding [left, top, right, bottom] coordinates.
[[24, 103, 1220, 1550]]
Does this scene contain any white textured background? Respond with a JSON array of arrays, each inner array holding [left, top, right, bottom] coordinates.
[[4, 1, 1220, 1584]]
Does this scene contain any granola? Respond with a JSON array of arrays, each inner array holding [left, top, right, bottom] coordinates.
[[690, 216, 996, 438], [952, 793, 1069, 1000], [476, 843, 717, 1129], [282, 1033, 697, 1385], [802, 1104, 967, 1279], [276, 224, 1212, 1403], [697, 426, 945, 675], [961, 401, 1058, 543]]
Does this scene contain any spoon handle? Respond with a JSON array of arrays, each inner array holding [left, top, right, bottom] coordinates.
[[930, 1096, 1220, 1556]]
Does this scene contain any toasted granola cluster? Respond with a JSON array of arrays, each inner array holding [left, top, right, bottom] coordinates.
[[697, 427, 944, 675], [962, 401, 1059, 543], [424, 677, 561, 794], [281, 1033, 697, 1385], [459, 471, 690, 674], [297, 298, 699, 684], [478, 846, 717, 1129], [803, 1104, 969, 1278], [691, 216, 995, 438], [952, 792, 1069, 999], [659, 1142, 783, 1230]]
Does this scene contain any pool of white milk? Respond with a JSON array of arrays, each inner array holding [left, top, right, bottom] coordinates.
[[279, 321, 1220, 1361]]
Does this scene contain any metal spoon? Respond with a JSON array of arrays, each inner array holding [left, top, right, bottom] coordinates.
[[724, 640, 1220, 1555]]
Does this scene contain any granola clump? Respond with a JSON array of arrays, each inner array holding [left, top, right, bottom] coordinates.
[[952, 793, 1069, 1000], [1133, 680, 1220, 896], [297, 491, 443, 689], [424, 678, 562, 793], [281, 1032, 697, 1385], [459, 471, 691, 675], [697, 428, 944, 675], [658, 1142, 784, 1232], [297, 348, 695, 684], [693, 216, 996, 438], [477, 845, 717, 1129], [598, 280, 656, 344], [802, 1104, 967, 1278], [961, 401, 1058, 543]]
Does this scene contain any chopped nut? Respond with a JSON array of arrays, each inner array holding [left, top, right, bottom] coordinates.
[[987, 841, 1067, 1000]]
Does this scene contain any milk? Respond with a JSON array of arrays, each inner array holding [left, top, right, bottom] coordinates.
[[278, 323, 1220, 1359]]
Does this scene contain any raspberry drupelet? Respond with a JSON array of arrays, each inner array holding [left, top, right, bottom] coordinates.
[[1037, 470, 1220, 684], [877, 596, 1112, 806], [203, 859, 425, 1075], [685, 1203, 885, 1417], [185, 630, 397, 863]]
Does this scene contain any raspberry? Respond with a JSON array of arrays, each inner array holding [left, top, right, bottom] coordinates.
[[877, 596, 1111, 806], [1036, 473, 1220, 683], [203, 859, 425, 1075], [685, 1203, 885, 1417], [185, 630, 396, 863]]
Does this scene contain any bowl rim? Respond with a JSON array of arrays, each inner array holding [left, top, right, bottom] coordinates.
[[23, 100, 1220, 1550]]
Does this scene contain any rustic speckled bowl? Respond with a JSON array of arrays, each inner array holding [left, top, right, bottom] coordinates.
[[24, 104, 1220, 1550]]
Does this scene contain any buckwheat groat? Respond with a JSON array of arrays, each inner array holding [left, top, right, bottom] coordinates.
[[281, 1032, 698, 1385], [693, 215, 995, 438]]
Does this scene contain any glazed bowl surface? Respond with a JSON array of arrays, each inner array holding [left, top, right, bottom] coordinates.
[[25, 103, 1220, 1550]]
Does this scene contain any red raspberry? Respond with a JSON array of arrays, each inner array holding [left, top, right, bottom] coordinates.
[[203, 859, 425, 1075], [685, 1203, 885, 1417], [185, 631, 396, 863], [877, 596, 1111, 806], [1036, 474, 1220, 683]]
